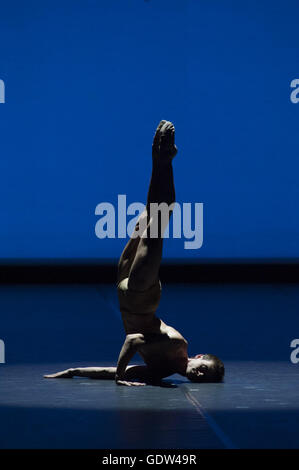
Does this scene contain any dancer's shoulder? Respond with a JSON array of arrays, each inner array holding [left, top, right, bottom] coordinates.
[[161, 323, 188, 345]]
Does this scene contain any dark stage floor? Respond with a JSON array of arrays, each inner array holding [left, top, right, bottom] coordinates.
[[0, 283, 299, 448]]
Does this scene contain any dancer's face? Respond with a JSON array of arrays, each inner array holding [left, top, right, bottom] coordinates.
[[186, 355, 214, 382]]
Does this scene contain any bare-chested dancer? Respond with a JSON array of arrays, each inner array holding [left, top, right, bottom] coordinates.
[[44, 120, 224, 386]]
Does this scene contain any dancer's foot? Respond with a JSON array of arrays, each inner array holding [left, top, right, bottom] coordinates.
[[152, 120, 177, 162]]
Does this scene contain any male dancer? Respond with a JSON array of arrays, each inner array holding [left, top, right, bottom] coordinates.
[[45, 120, 224, 386]]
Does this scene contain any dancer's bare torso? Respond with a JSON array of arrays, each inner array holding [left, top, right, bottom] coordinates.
[[137, 322, 188, 378], [118, 277, 188, 378]]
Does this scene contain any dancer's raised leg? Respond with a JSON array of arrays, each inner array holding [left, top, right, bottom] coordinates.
[[128, 120, 177, 291]]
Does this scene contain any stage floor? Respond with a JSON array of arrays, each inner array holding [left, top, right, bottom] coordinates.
[[0, 283, 299, 448], [0, 361, 299, 448]]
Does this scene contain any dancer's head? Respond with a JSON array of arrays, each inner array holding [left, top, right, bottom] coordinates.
[[185, 354, 225, 383]]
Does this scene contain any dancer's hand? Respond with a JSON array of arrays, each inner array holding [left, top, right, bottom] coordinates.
[[116, 380, 146, 387], [152, 120, 177, 161]]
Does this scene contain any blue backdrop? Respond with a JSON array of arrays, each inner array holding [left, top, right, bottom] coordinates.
[[0, 0, 298, 260]]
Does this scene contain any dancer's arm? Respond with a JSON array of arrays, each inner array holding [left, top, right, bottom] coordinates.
[[44, 367, 117, 379], [115, 334, 147, 386], [44, 364, 148, 380]]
